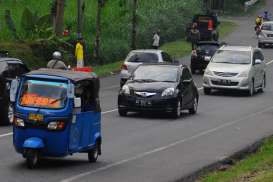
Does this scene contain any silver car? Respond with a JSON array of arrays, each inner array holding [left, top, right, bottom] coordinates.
[[258, 21, 273, 48], [120, 49, 173, 87], [203, 46, 266, 96]]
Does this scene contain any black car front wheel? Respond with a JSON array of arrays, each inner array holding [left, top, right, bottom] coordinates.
[[171, 100, 181, 118], [189, 97, 198, 114], [118, 108, 128, 116]]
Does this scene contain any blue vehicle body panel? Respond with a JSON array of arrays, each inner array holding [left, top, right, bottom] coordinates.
[[13, 74, 102, 158], [23, 137, 45, 149]]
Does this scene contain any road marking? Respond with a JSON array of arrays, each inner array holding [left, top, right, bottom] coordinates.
[[0, 132, 13, 138], [102, 109, 118, 114], [61, 105, 273, 182], [266, 60, 273, 65]]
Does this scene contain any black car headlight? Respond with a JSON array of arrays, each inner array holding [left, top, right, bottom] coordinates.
[[120, 85, 130, 95], [161, 88, 178, 97]]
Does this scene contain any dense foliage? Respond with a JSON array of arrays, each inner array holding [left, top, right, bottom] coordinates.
[[0, 0, 202, 66]]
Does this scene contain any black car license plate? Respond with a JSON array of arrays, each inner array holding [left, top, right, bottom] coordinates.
[[136, 99, 147, 106]]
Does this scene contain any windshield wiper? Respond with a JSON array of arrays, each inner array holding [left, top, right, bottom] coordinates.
[[50, 96, 66, 104], [134, 79, 158, 82]]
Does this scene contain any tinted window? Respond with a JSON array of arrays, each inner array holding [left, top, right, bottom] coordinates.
[[182, 68, 192, 81], [162, 52, 172, 62], [127, 52, 158, 63], [212, 50, 251, 64], [133, 66, 178, 82], [0, 62, 7, 74]]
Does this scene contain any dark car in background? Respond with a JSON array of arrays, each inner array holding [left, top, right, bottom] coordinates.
[[186, 14, 220, 41], [118, 64, 199, 118], [190, 41, 221, 73], [0, 57, 29, 125]]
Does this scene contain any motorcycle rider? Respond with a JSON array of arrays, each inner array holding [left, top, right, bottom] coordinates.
[[47, 51, 67, 70]]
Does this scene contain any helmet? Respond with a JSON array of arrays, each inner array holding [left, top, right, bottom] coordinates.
[[52, 51, 62, 60]]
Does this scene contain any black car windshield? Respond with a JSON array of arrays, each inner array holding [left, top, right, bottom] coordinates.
[[133, 66, 178, 82], [19, 80, 68, 109], [197, 44, 219, 51], [211, 50, 251, 64], [127, 52, 158, 63]]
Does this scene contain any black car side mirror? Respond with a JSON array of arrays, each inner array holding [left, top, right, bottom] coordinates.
[[182, 79, 192, 84]]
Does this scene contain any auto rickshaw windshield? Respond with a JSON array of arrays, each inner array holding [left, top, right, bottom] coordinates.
[[19, 80, 68, 109]]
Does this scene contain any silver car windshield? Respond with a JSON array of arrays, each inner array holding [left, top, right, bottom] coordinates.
[[212, 50, 251, 64], [133, 66, 178, 82]]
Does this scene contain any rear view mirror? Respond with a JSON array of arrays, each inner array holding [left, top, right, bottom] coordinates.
[[182, 79, 192, 84], [255, 59, 262, 65], [74, 97, 81, 108]]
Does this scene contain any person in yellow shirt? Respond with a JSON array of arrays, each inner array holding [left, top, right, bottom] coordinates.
[[75, 38, 84, 68]]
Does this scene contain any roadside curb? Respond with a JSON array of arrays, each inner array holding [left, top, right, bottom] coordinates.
[[174, 135, 272, 182]]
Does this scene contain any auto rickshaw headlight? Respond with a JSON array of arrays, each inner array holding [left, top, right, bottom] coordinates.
[[47, 121, 66, 130], [14, 118, 25, 127]]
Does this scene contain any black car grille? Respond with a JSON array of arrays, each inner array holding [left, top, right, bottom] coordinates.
[[211, 80, 239, 86], [213, 71, 238, 77]]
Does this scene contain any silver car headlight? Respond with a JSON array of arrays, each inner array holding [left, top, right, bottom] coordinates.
[[162, 88, 177, 97], [238, 70, 249, 78], [120, 85, 130, 95], [258, 33, 265, 39], [204, 69, 213, 76]]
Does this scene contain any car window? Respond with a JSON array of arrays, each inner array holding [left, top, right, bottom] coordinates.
[[212, 50, 251, 64], [197, 44, 219, 51], [182, 68, 192, 81], [162, 52, 172, 62], [0, 62, 7, 74], [75, 81, 96, 112], [127, 52, 158, 63], [133, 66, 178, 82]]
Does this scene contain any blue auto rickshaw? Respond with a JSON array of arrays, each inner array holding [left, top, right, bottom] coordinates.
[[10, 69, 102, 169]]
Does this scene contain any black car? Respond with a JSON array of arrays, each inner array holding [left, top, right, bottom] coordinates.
[[190, 41, 220, 73], [186, 14, 220, 41], [118, 64, 199, 118], [0, 57, 29, 125]]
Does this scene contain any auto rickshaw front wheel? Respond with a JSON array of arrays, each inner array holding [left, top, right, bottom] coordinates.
[[25, 149, 39, 169], [88, 143, 100, 163]]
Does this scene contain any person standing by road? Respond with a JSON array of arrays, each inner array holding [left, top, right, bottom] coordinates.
[[152, 31, 160, 49], [47, 51, 67, 70], [75, 38, 85, 68], [190, 23, 200, 50]]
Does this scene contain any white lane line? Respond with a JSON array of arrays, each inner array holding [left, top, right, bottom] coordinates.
[[0, 132, 13, 138], [61, 105, 273, 182], [0, 109, 119, 139], [266, 60, 273, 65]]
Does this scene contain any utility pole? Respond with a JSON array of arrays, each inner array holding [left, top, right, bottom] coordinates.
[[131, 0, 137, 50]]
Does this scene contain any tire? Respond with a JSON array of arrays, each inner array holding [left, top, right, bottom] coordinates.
[[118, 108, 127, 116], [260, 75, 266, 93], [248, 80, 255, 96], [191, 67, 196, 74], [203, 88, 211, 95], [88, 143, 99, 163], [171, 99, 181, 118], [258, 43, 264, 48], [189, 97, 198, 114], [25, 149, 39, 169]]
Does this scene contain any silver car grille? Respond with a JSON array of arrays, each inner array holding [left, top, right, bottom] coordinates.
[[213, 71, 238, 77], [135, 92, 157, 98]]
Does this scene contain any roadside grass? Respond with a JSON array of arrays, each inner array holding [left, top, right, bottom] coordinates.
[[198, 136, 273, 182], [93, 20, 237, 77]]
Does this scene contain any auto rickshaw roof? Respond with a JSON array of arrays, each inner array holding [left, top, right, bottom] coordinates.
[[26, 68, 98, 82]]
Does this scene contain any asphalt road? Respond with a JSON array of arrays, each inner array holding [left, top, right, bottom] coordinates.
[[1, 2, 273, 182]]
